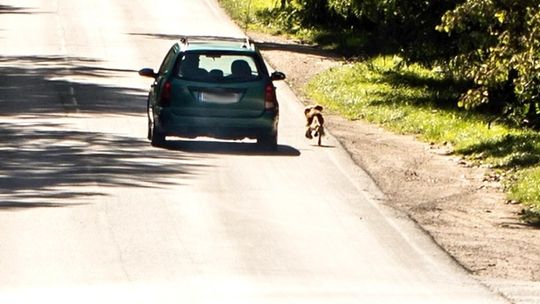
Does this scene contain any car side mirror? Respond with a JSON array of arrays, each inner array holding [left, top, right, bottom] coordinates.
[[270, 71, 286, 81], [139, 68, 158, 79]]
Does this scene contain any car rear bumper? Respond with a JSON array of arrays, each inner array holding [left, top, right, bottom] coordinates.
[[156, 110, 278, 140]]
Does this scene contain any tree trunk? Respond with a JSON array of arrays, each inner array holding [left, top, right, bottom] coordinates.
[[525, 101, 540, 128]]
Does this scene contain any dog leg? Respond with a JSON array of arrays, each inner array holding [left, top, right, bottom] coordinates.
[[305, 127, 313, 139]]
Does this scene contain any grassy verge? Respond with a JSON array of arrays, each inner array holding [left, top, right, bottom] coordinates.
[[217, 0, 282, 33], [217, 0, 318, 42], [218, 0, 540, 224], [509, 167, 540, 225], [307, 58, 540, 223]]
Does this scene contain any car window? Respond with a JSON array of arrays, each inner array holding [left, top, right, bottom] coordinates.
[[176, 51, 260, 82], [158, 46, 177, 75]]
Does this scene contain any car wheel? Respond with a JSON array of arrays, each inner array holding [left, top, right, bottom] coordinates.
[[147, 96, 152, 140], [257, 132, 278, 151], [147, 118, 152, 140], [150, 123, 166, 147]]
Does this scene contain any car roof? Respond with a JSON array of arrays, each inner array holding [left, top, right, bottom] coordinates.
[[179, 36, 256, 53]]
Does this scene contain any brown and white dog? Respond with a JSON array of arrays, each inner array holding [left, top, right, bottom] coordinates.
[[304, 104, 325, 146]]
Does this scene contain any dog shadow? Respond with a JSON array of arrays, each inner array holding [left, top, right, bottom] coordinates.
[[309, 143, 335, 148]]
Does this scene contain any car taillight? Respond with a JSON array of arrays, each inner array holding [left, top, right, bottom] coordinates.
[[159, 81, 172, 106], [265, 83, 277, 110]]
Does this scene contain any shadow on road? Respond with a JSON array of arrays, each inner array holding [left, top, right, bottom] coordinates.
[[129, 32, 339, 59], [0, 201, 88, 211], [0, 56, 146, 116], [0, 5, 34, 14], [163, 139, 301, 156], [0, 55, 211, 210], [0, 120, 208, 211]]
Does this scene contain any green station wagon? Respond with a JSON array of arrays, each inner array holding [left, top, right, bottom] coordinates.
[[139, 36, 286, 150]]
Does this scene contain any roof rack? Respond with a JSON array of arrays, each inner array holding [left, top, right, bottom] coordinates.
[[179, 35, 254, 50]]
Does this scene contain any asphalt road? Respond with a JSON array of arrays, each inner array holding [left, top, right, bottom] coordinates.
[[0, 1, 510, 303]]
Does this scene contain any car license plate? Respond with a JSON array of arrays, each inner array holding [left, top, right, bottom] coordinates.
[[195, 90, 242, 104]]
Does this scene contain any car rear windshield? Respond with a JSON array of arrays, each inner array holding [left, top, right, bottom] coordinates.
[[175, 51, 261, 83]]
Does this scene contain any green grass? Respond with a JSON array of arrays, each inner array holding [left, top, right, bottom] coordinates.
[[218, 0, 317, 41], [306, 57, 540, 224], [306, 57, 504, 148], [217, 0, 280, 32], [509, 167, 540, 225]]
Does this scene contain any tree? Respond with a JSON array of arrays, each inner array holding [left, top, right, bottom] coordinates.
[[438, 0, 540, 126], [293, 0, 458, 62]]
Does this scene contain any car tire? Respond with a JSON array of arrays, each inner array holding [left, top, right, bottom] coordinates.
[[257, 132, 278, 151], [150, 123, 166, 147], [147, 96, 152, 140], [147, 119, 152, 140]]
